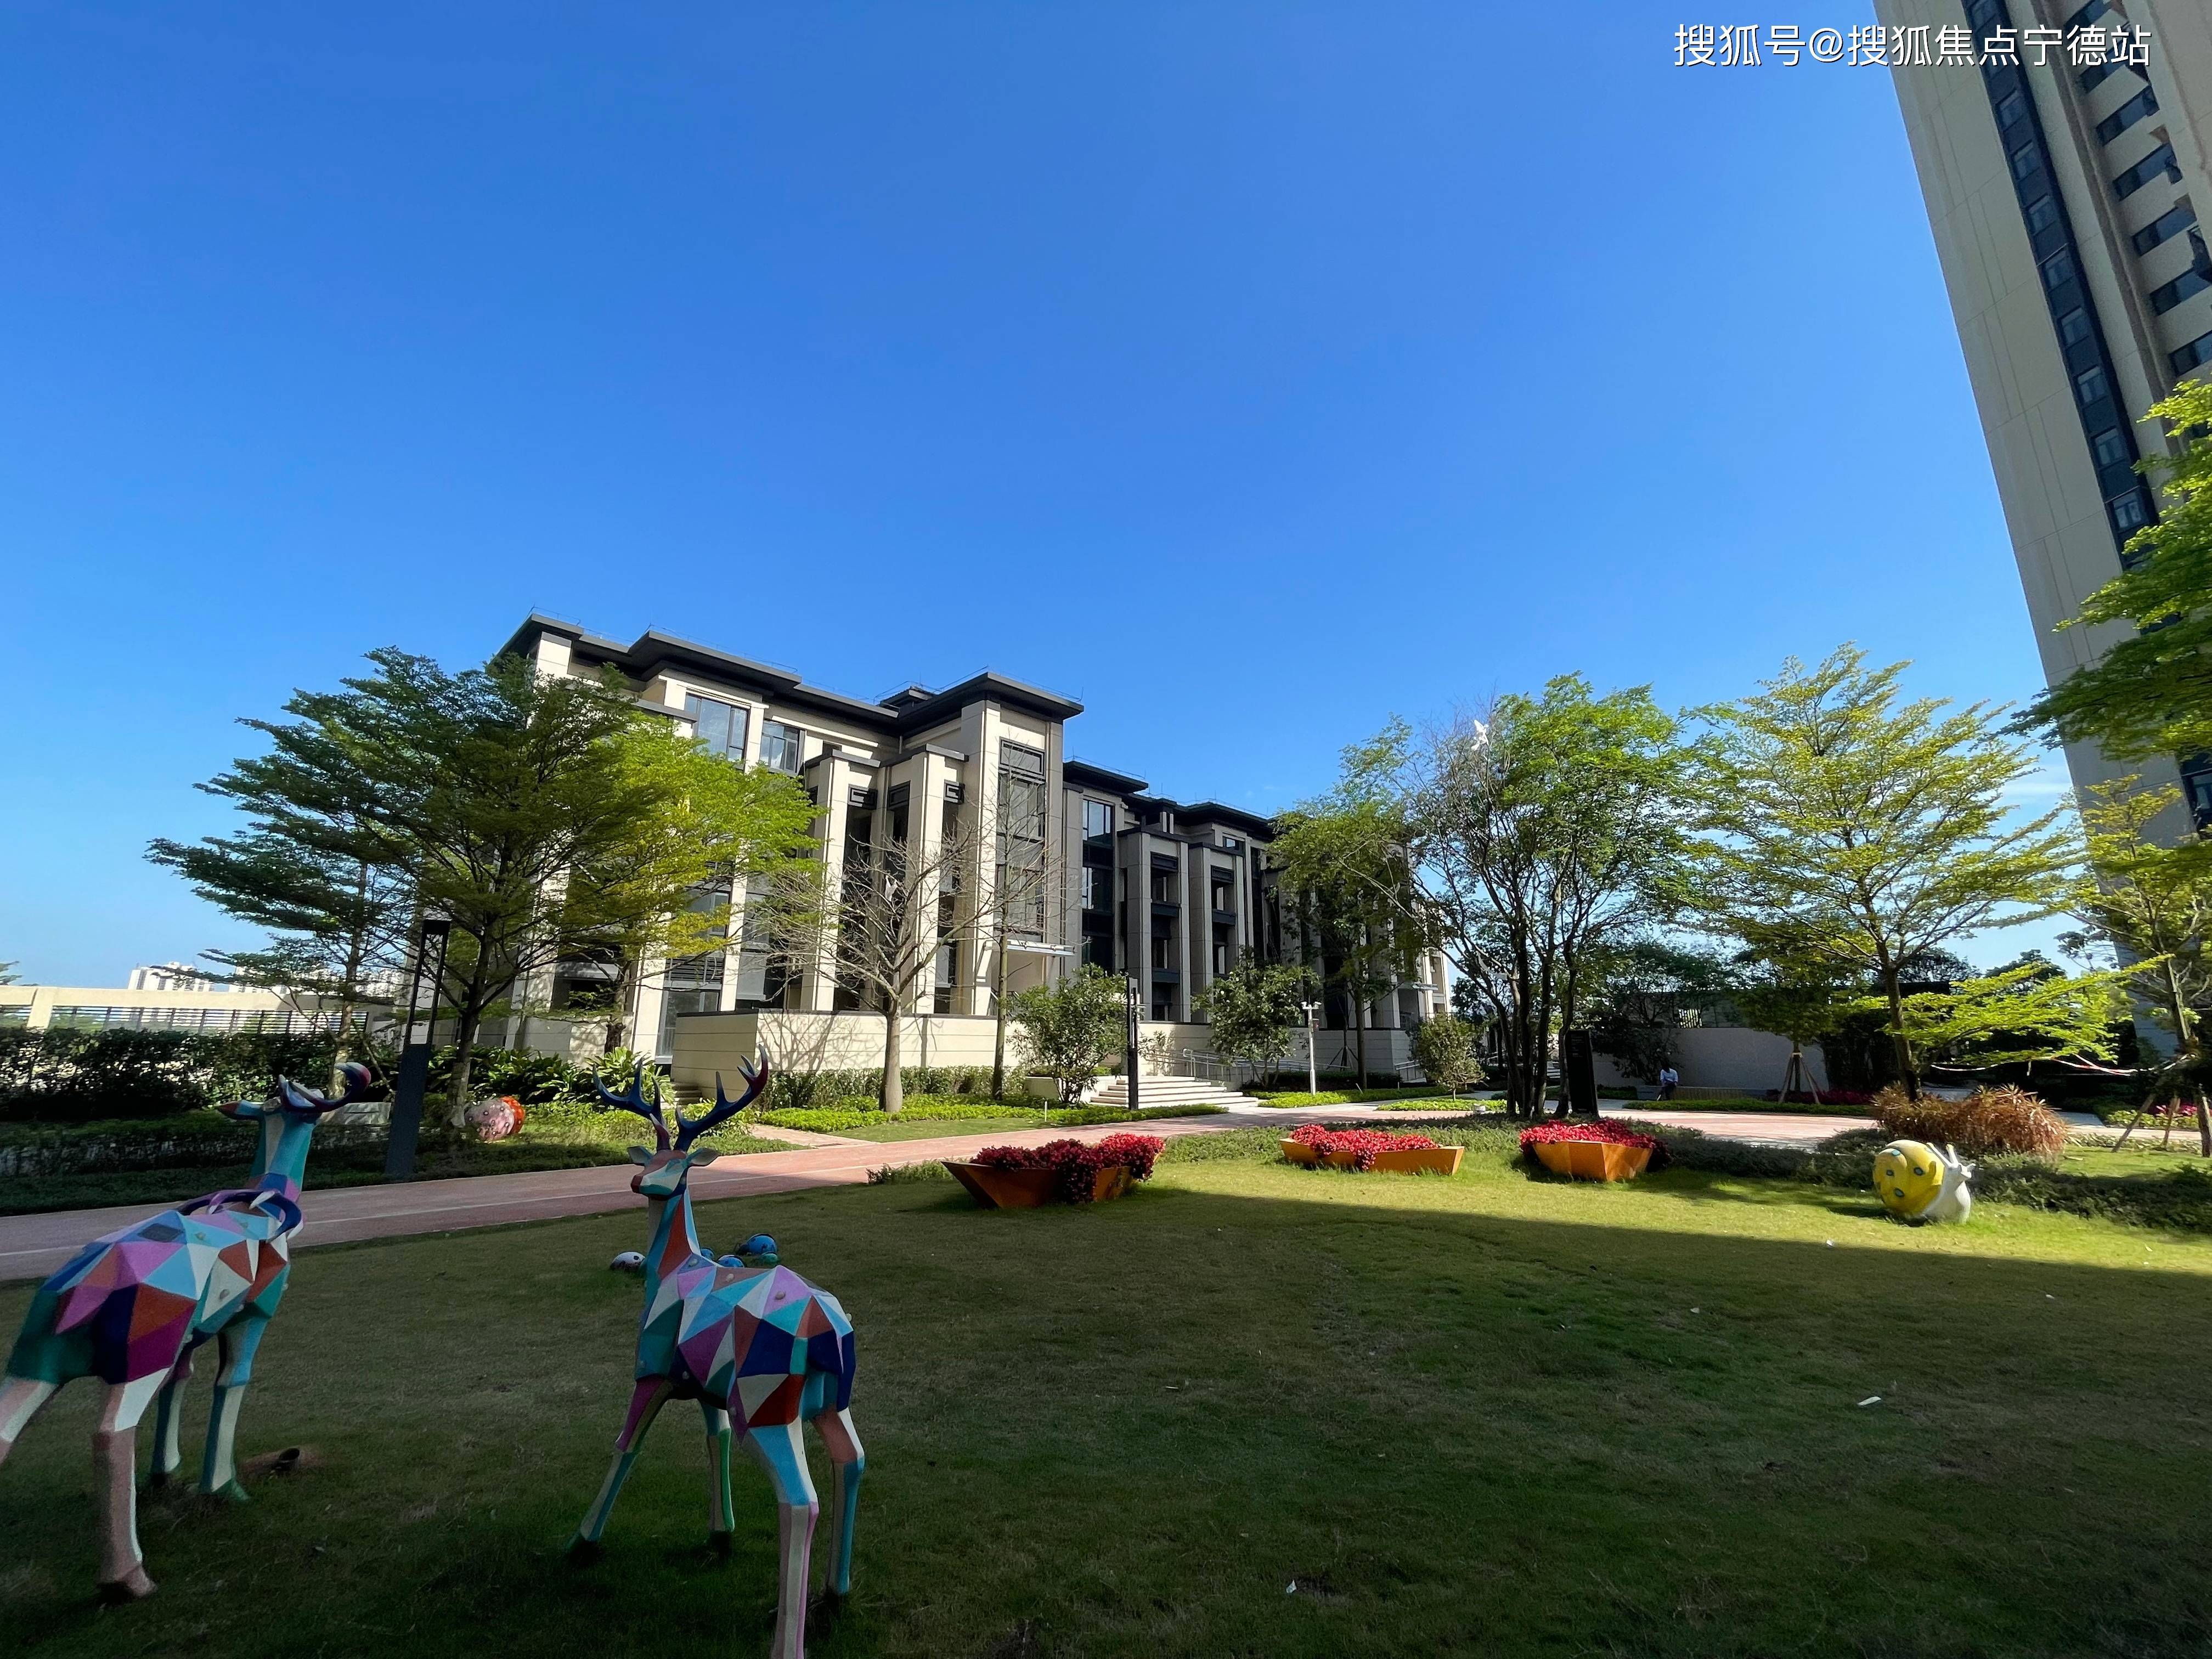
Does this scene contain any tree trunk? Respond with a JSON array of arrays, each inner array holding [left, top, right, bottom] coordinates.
[[1882, 969, 1918, 1100], [446, 950, 492, 1122], [1353, 991, 1368, 1089], [882, 1004, 904, 1115]]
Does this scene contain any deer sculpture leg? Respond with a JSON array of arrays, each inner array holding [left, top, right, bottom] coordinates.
[[201, 1316, 272, 1501], [702, 1402, 736, 1554], [147, 1350, 196, 1488], [811, 1404, 865, 1598], [0, 1375, 59, 1469], [94, 1373, 167, 1600], [571, 1376, 674, 1558], [742, 1417, 820, 1659]]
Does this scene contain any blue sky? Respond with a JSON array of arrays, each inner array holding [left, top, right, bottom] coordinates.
[[0, 4, 2070, 986]]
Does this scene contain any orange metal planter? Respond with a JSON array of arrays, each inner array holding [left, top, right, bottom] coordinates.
[[945, 1161, 1133, 1208], [1278, 1140, 1465, 1176], [1531, 1140, 1652, 1182]]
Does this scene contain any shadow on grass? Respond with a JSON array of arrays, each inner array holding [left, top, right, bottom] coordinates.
[[3, 1169, 2211, 1657]]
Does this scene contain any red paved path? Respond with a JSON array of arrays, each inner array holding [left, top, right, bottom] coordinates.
[[0, 1103, 1876, 1283]]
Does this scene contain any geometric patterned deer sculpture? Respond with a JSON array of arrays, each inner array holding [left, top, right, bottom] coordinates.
[[570, 1058, 862, 1659], [0, 1062, 376, 1601]]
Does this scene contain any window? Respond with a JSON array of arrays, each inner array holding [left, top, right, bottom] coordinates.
[[998, 740, 1045, 779], [2150, 267, 2212, 314], [2173, 329, 2212, 375], [1210, 876, 1233, 914], [1151, 933, 1176, 971], [2093, 426, 2130, 469], [1219, 835, 1242, 852], [2134, 202, 2197, 256], [2058, 307, 2093, 347], [1150, 870, 1179, 904], [2063, 0, 2108, 27], [2041, 250, 2077, 291], [933, 938, 957, 1015], [1082, 799, 1113, 842], [2080, 60, 2122, 94], [2025, 194, 2060, 236], [1212, 933, 1230, 977], [2110, 489, 2149, 532], [2097, 89, 2159, 146], [2074, 364, 2111, 407], [760, 720, 803, 772], [2114, 145, 2180, 201], [2010, 145, 2040, 182], [682, 694, 748, 759], [1995, 89, 2027, 130], [1081, 866, 1113, 912]]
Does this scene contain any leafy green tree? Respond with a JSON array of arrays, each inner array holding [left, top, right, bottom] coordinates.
[[1008, 966, 1126, 1103], [1271, 726, 1428, 1086], [2022, 380, 2212, 764], [1581, 939, 1734, 1086], [1196, 958, 1312, 1085], [1730, 957, 1848, 1098], [1401, 680, 1692, 1116], [156, 647, 816, 1119], [2066, 777, 2212, 1150], [1687, 647, 2076, 1098], [1410, 1013, 1485, 1093]]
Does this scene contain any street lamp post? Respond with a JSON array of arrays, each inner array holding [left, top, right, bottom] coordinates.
[[1124, 973, 1143, 1114], [1300, 999, 1321, 1095], [383, 917, 452, 1181]]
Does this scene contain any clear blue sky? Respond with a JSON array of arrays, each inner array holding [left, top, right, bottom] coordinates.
[[0, 4, 2067, 986]]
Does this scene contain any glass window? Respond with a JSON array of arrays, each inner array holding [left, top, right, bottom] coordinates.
[[1082, 799, 1113, 842], [2172, 330, 2212, 375], [760, 720, 803, 772], [2133, 203, 2197, 256], [2010, 144, 2040, 182], [2074, 364, 2111, 407], [2111, 490, 2149, 531], [2058, 307, 2093, 347], [998, 740, 1046, 778], [2150, 267, 2212, 314], [1220, 835, 1241, 851], [1081, 866, 1113, 912], [2097, 89, 2158, 146], [1995, 89, 2027, 129], [682, 693, 748, 759], [2092, 427, 2130, 469], [2114, 145, 2179, 201], [2025, 194, 2060, 236], [2064, 0, 2108, 27], [2080, 61, 2121, 94], [2041, 250, 2077, 291]]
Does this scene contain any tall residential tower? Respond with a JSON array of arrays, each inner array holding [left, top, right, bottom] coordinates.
[[1875, 0, 2212, 825]]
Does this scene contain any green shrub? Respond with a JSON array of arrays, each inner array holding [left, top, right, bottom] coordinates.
[[1248, 1086, 1457, 1107]]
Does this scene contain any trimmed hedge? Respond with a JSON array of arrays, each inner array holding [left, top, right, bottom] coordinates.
[[1246, 1086, 1465, 1107]]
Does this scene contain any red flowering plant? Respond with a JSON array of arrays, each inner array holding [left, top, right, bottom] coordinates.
[[1286, 1124, 1442, 1172], [972, 1133, 1164, 1203], [1517, 1119, 1668, 1170]]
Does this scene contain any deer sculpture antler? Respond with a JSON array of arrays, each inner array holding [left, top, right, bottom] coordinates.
[[594, 1063, 670, 1152], [274, 1062, 379, 1116], [674, 1053, 770, 1153]]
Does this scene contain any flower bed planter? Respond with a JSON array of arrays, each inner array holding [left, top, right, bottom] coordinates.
[[1279, 1138, 1464, 1176], [945, 1161, 1133, 1209], [945, 1133, 1162, 1208], [1520, 1120, 1662, 1181], [1529, 1140, 1651, 1181]]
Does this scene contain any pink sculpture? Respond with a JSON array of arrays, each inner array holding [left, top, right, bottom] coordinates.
[[571, 1059, 862, 1659], [464, 1095, 527, 1141], [0, 1064, 374, 1599]]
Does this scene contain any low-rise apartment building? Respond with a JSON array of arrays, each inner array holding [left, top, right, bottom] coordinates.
[[503, 615, 1449, 1078]]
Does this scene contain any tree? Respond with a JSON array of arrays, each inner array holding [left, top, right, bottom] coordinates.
[[1007, 966, 1126, 1103], [1195, 959, 1312, 1085], [1581, 938, 1734, 1087], [1687, 647, 2077, 1099], [2022, 380, 2212, 765], [2067, 777, 2212, 1150], [1400, 680, 1692, 1116], [1271, 726, 1428, 1086], [1730, 958, 1848, 1099], [814, 820, 990, 1115], [0, 961, 18, 985], [156, 647, 817, 1119], [1879, 961, 2123, 1074], [1410, 1013, 1485, 1094]]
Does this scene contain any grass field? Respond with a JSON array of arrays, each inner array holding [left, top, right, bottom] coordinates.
[[5, 1129, 2211, 1656]]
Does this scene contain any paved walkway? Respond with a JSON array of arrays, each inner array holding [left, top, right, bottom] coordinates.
[[0, 1101, 1898, 1284]]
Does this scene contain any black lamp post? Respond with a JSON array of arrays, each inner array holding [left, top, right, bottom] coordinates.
[[383, 917, 451, 1181], [1124, 973, 1142, 1114]]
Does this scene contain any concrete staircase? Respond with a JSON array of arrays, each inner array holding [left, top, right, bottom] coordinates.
[[1087, 1074, 1252, 1113]]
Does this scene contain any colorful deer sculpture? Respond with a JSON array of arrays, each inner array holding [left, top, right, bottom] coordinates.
[[572, 1059, 862, 1659], [0, 1063, 375, 1600]]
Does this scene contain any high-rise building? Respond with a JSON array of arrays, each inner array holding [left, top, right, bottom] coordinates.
[[1875, 0, 2212, 827]]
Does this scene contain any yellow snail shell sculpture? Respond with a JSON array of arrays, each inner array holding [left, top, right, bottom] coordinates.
[[1874, 1139, 1973, 1224]]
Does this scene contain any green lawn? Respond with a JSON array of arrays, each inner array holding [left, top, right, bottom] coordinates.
[[5, 1132, 2212, 1655]]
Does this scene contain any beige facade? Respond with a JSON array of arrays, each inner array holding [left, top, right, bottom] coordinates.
[[502, 615, 1449, 1075], [0, 982, 335, 1034], [1875, 0, 2212, 828]]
